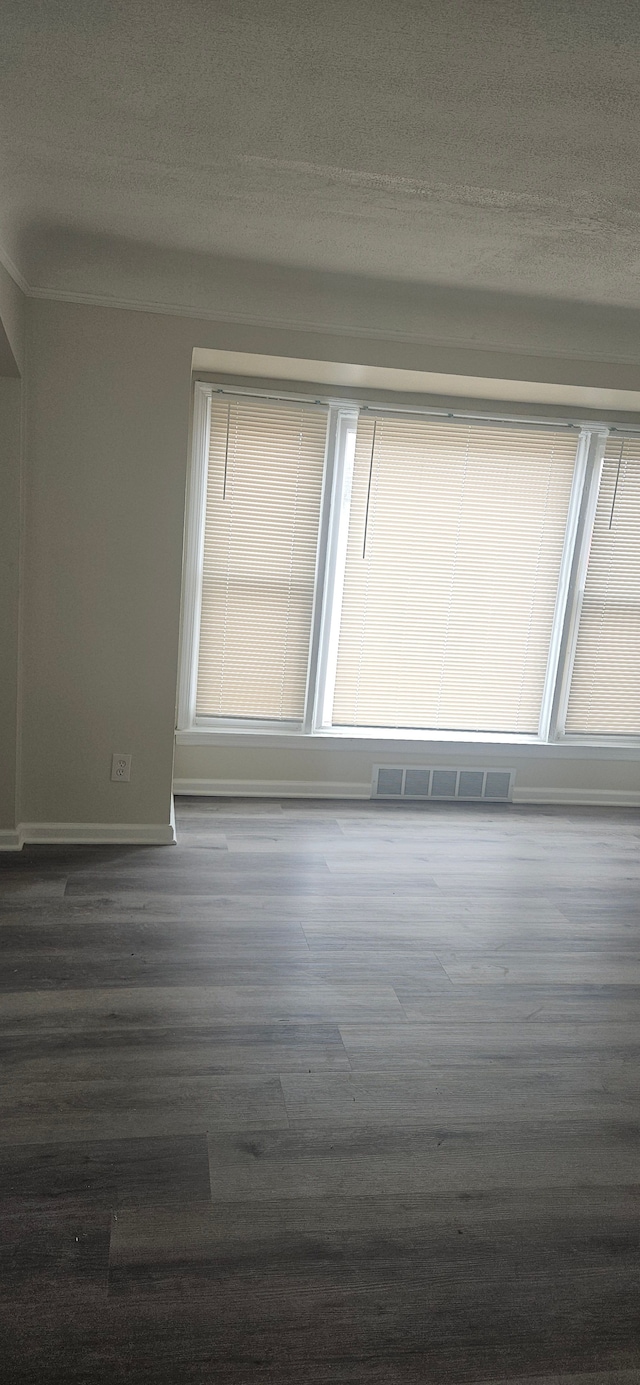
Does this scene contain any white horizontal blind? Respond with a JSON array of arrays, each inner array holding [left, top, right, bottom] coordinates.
[[331, 414, 577, 732], [196, 396, 327, 720], [565, 437, 640, 734]]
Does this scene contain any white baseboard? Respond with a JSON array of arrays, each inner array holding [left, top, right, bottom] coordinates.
[[3, 789, 636, 853], [173, 778, 371, 800], [0, 828, 23, 851], [513, 787, 640, 807], [1, 821, 177, 850], [173, 778, 640, 809]]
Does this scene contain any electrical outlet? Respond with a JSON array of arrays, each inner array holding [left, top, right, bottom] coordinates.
[[111, 753, 132, 782]]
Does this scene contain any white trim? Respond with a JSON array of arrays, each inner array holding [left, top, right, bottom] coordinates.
[[191, 717, 304, 734], [176, 382, 211, 730], [538, 428, 591, 740], [173, 778, 370, 799], [551, 429, 608, 737], [513, 787, 640, 807], [196, 377, 640, 435], [174, 778, 640, 808], [18, 822, 176, 846], [20, 284, 640, 376], [359, 404, 585, 432], [193, 349, 640, 411], [302, 404, 343, 732], [175, 727, 640, 758], [0, 828, 23, 851], [27, 285, 556, 351], [311, 410, 358, 729]]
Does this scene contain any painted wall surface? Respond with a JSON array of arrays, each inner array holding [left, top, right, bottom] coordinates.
[[0, 378, 22, 831], [21, 299, 192, 827], [0, 268, 24, 838], [19, 295, 640, 831]]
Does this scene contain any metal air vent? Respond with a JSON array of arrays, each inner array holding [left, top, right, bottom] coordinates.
[[373, 766, 514, 802]]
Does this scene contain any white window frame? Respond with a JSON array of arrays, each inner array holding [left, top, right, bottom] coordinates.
[[176, 380, 640, 754]]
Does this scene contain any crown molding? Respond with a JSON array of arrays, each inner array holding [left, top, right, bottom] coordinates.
[[20, 285, 640, 374], [6, 235, 640, 373]]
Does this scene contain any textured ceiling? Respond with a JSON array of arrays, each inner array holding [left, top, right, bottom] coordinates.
[[2, 0, 640, 307]]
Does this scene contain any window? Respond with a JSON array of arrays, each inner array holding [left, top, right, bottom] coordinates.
[[565, 437, 640, 734], [178, 383, 640, 743], [195, 396, 327, 721], [331, 415, 576, 733]]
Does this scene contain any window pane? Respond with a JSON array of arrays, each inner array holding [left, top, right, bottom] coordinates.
[[566, 439, 640, 735], [196, 396, 327, 720], [331, 415, 577, 733]]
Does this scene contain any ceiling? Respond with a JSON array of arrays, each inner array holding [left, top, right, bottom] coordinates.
[[3, 0, 640, 311]]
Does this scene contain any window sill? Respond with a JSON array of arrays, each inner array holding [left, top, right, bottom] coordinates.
[[175, 725, 640, 759]]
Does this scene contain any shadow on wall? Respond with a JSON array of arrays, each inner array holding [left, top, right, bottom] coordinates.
[[0, 316, 19, 377]]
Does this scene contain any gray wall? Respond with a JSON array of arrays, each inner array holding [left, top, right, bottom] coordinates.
[[0, 265, 24, 838], [21, 299, 191, 827], [0, 260, 25, 375], [0, 379, 22, 832]]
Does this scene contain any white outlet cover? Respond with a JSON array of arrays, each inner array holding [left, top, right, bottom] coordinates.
[[111, 753, 132, 782]]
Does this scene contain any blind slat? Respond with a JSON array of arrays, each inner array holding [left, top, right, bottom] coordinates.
[[565, 438, 640, 734], [332, 416, 577, 733], [196, 397, 327, 720]]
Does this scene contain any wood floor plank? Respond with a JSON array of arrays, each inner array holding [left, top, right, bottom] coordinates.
[[437, 951, 640, 985], [305, 922, 640, 949], [396, 983, 640, 1023], [0, 1134, 211, 1211], [0, 1072, 290, 1144], [3, 1299, 640, 1385], [0, 875, 68, 900], [68, 850, 336, 876], [206, 1120, 640, 1201], [279, 1065, 639, 1125], [2, 796, 640, 1383], [1, 1204, 111, 1303], [64, 870, 441, 896], [28, 889, 474, 920], [3, 1023, 351, 1080], [338, 1020, 640, 1069], [0, 948, 344, 992], [0, 982, 405, 1033], [105, 1189, 640, 1380]]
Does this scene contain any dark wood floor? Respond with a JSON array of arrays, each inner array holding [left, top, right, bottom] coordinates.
[[2, 797, 640, 1384]]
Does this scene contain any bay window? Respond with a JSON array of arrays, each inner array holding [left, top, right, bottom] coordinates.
[[178, 382, 640, 744]]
